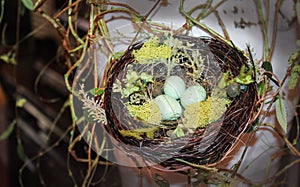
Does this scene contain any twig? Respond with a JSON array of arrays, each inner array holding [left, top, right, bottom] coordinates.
[[268, 0, 283, 62], [179, 0, 232, 48], [255, 0, 269, 61]]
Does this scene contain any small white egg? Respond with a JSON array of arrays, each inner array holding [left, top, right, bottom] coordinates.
[[163, 76, 186, 99], [154, 95, 182, 121], [180, 85, 206, 108]]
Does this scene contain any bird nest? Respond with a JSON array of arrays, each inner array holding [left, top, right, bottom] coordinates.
[[102, 34, 259, 167]]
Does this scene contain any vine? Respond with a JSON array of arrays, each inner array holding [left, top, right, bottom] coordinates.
[[0, 0, 299, 186]]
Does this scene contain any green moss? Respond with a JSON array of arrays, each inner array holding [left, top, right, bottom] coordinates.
[[119, 130, 143, 140], [183, 97, 231, 129], [145, 130, 155, 140], [218, 65, 255, 90], [119, 127, 160, 140], [133, 36, 172, 63], [126, 100, 162, 124], [234, 65, 255, 84]]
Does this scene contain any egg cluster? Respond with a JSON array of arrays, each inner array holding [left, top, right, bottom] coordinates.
[[154, 75, 207, 121]]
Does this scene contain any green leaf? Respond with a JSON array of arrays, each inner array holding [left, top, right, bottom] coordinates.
[[258, 82, 264, 96], [21, 0, 33, 10], [262, 61, 273, 78], [234, 75, 255, 84], [0, 51, 17, 65], [262, 61, 273, 72], [122, 86, 139, 97], [0, 120, 16, 140], [173, 124, 185, 137], [16, 98, 26, 108], [89, 88, 104, 96], [262, 61, 280, 86], [141, 72, 154, 83], [234, 65, 255, 84], [275, 96, 287, 133], [17, 139, 26, 161]]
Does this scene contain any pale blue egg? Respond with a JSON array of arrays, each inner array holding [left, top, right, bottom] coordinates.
[[154, 95, 182, 120], [163, 76, 186, 99], [180, 85, 206, 108]]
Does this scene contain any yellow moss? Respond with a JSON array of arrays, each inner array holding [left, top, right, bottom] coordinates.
[[126, 100, 162, 124], [144, 128, 157, 140], [133, 36, 172, 63], [119, 130, 143, 140], [119, 127, 159, 140], [183, 97, 231, 129]]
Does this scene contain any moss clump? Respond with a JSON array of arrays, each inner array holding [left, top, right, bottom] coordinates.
[[133, 36, 172, 63], [126, 100, 162, 124], [119, 130, 143, 140], [119, 127, 160, 140], [183, 97, 231, 129]]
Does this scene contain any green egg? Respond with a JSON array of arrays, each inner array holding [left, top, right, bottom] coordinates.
[[163, 76, 186, 99], [180, 85, 206, 108], [154, 95, 182, 121]]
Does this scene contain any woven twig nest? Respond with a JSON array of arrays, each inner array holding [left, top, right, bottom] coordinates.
[[103, 34, 258, 167]]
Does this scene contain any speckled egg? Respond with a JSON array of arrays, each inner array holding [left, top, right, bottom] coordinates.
[[154, 94, 182, 121], [163, 76, 186, 99], [180, 85, 206, 108]]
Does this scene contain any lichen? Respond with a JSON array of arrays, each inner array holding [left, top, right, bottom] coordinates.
[[183, 49, 205, 79], [112, 70, 154, 98], [126, 100, 162, 125], [119, 129, 143, 140], [133, 36, 172, 63], [119, 127, 160, 140], [165, 35, 206, 80], [183, 96, 231, 129]]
